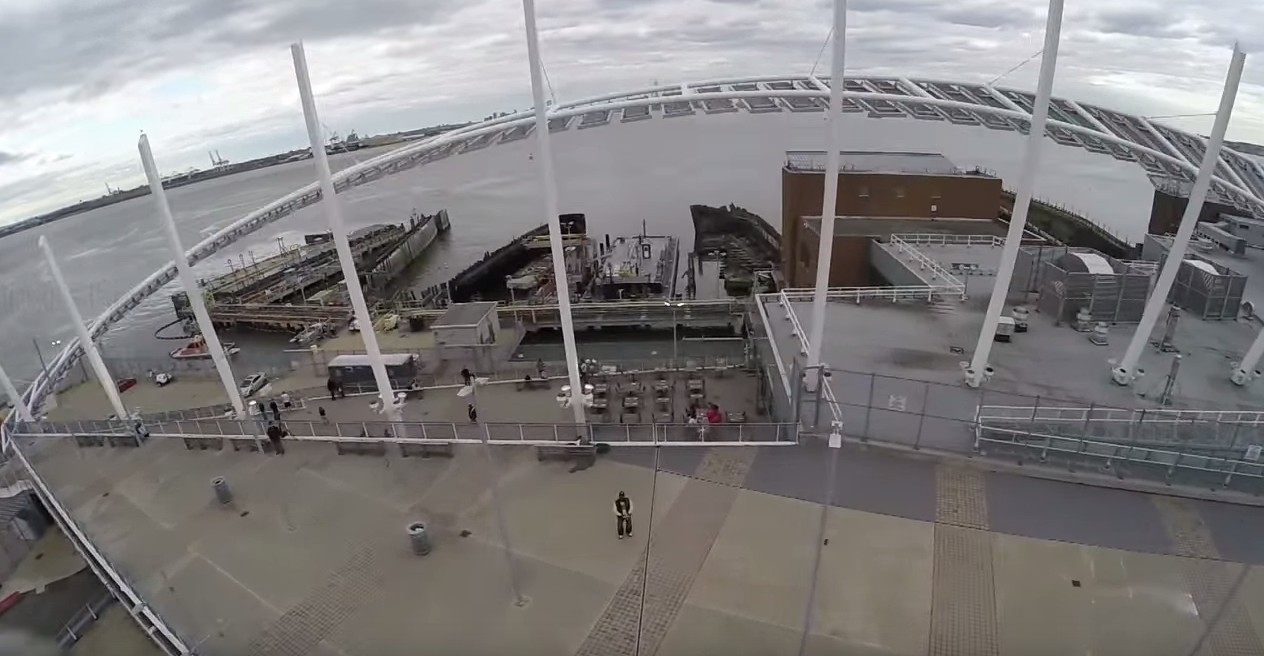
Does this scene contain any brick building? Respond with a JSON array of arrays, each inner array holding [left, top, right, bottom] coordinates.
[[781, 151, 1004, 287]]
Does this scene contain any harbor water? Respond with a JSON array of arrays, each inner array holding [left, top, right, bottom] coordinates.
[[0, 111, 1159, 382]]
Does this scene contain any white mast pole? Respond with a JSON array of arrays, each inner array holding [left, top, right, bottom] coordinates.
[[39, 236, 129, 419], [804, 0, 849, 377], [139, 135, 247, 418], [291, 43, 400, 420], [965, 0, 1065, 387], [522, 0, 587, 426], [1232, 325, 1264, 386], [0, 363, 33, 423], [1114, 44, 1246, 386]]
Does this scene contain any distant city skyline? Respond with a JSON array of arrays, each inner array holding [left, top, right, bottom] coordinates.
[[0, 0, 1262, 224]]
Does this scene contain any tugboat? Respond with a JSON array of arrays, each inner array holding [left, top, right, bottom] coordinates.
[[170, 334, 240, 360]]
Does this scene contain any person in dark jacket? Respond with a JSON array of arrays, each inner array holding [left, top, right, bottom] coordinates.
[[269, 400, 281, 421], [460, 368, 473, 387], [614, 491, 633, 539], [467, 404, 478, 423], [266, 423, 285, 455], [326, 378, 337, 401]]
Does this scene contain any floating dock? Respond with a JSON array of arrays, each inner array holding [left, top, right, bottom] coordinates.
[[172, 209, 450, 331]]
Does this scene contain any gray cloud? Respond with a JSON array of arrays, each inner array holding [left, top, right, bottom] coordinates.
[[0, 151, 26, 167], [0, 0, 459, 103]]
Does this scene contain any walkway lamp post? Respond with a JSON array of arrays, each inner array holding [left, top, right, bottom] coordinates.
[[290, 42, 402, 423], [1114, 44, 1247, 386], [139, 134, 247, 419], [804, 0, 849, 385], [38, 236, 129, 420], [521, 0, 587, 427], [965, 0, 1065, 388]]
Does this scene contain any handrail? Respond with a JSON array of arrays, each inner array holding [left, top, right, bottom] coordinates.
[[978, 404, 1264, 425], [888, 235, 967, 296], [779, 286, 955, 303], [890, 233, 1004, 247]]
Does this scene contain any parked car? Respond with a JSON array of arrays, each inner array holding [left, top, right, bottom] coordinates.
[[239, 373, 268, 398]]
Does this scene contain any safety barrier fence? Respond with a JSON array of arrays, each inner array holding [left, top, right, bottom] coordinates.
[[10, 419, 797, 448]]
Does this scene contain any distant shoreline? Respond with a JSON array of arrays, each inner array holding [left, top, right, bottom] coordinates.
[[0, 122, 475, 241]]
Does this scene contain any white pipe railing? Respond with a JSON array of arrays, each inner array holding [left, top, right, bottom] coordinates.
[[978, 404, 1264, 426], [892, 233, 1005, 247], [888, 235, 967, 296], [779, 286, 957, 304]]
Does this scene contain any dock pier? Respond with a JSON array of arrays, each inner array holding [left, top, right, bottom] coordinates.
[[173, 209, 451, 331]]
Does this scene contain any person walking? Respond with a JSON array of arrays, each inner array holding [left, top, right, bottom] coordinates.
[[461, 368, 473, 387], [318, 406, 328, 424], [266, 423, 285, 455], [614, 491, 633, 539], [536, 358, 546, 379], [467, 403, 478, 423], [326, 378, 337, 401], [281, 391, 292, 409], [269, 400, 281, 421]]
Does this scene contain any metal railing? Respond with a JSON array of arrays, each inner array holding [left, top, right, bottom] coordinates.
[[56, 592, 115, 649], [889, 233, 1005, 248], [12, 419, 798, 447], [887, 235, 967, 296], [778, 285, 957, 305]]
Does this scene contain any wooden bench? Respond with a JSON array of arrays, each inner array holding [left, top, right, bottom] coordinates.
[[334, 440, 388, 456], [399, 441, 455, 459], [73, 435, 107, 448], [183, 436, 225, 451], [536, 443, 596, 463]]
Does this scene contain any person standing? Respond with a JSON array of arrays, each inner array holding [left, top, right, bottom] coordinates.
[[467, 403, 478, 423], [269, 400, 281, 421], [614, 491, 633, 539], [536, 358, 546, 380], [326, 378, 337, 401], [461, 368, 473, 387], [281, 391, 292, 409], [266, 423, 285, 455], [318, 406, 328, 424]]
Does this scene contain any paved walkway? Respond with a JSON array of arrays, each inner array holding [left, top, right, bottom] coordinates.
[[21, 363, 1264, 654]]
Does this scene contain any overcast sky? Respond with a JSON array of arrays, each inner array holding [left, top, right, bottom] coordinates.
[[0, 0, 1261, 224]]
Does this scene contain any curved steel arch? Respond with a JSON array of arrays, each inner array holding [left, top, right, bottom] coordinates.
[[22, 73, 1264, 410]]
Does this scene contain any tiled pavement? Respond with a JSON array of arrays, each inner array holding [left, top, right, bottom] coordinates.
[[929, 466, 998, 656], [1153, 496, 1263, 656], [575, 449, 756, 656]]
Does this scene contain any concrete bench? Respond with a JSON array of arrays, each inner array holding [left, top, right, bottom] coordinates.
[[73, 435, 107, 448], [183, 436, 225, 451], [334, 440, 388, 457], [536, 443, 596, 463], [399, 442, 455, 459]]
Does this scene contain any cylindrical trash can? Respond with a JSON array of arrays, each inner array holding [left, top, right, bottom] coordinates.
[[407, 522, 431, 556], [212, 477, 232, 505]]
